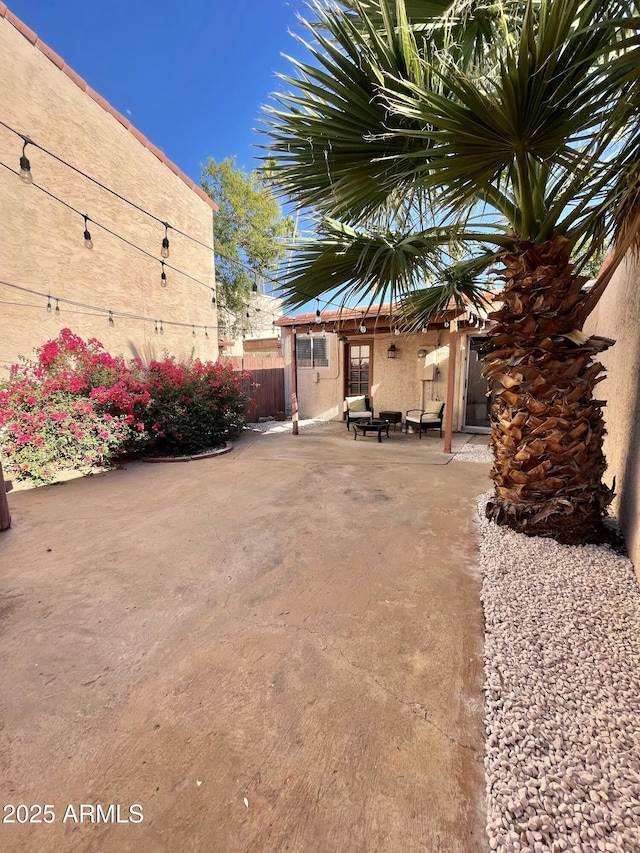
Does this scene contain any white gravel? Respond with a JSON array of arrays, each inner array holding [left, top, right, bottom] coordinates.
[[244, 417, 328, 434], [453, 440, 493, 464], [478, 494, 640, 852]]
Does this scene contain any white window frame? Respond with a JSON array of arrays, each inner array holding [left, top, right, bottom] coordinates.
[[296, 336, 329, 369]]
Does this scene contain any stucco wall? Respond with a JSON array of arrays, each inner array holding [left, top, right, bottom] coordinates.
[[288, 332, 343, 420], [0, 15, 217, 374], [372, 331, 450, 417], [584, 255, 640, 573]]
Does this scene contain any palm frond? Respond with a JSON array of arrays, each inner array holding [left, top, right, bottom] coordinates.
[[278, 217, 460, 310], [398, 253, 496, 327]]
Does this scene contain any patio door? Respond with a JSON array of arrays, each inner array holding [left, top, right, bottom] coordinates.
[[463, 336, 493, 432], [347, 343, 371, 396]]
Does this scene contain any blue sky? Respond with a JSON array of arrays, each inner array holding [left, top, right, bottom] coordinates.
[[8, 0, 310, 180]]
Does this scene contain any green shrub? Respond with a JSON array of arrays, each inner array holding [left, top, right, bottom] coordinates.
[[0, 331, 251, 483], [0, 382, 127, 486], [141, 358, 250, 456]]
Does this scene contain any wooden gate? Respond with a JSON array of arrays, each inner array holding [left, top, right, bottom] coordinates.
[[221, 356, 286, 420]]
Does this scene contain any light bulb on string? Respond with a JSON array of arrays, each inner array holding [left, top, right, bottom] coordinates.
[[205, 328, 209, 338], [192, 325, 195, 337], [161, 223, 170, 258], [83, 214, 93, 249], [109, 310, 114, 326], [315, 300, 322, 324], [46, 295, 52, 313], [394, 326, 400, 336], [211, 289, 216, 307], [55, 298, 60, 314], [160, 262, 167, 288], [154, 320, 159, 334], [159, 320, 164, 335], [308, 327, 313, 337], [359, 319, 367, 334], [19, 138, 33, 184], [252, 280, 258, 294]]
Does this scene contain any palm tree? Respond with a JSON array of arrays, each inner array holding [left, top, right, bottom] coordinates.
[[263, 0, 640, 544]]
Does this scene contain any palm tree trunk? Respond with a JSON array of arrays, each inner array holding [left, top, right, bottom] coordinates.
[[483, 238, 614, 545]]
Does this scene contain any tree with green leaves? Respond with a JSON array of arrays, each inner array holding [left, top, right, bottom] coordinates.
[[200, 157, 294, 337], [262, 0, 640, 544]]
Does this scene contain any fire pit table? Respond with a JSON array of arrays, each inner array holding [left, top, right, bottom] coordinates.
[[353, 418, 390, 443]]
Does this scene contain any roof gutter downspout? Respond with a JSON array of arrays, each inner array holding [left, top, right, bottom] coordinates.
[[443, 320, 458, 454]]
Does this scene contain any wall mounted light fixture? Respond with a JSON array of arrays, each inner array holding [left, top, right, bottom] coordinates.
[[387, 343, 397, 359]]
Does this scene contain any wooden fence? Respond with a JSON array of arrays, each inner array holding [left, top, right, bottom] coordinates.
[[221, 356, 286, 420]]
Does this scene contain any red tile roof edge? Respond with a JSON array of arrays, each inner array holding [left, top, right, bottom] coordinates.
[[1, 5, 218, 212]]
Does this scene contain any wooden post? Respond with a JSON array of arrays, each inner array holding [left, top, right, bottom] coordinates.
[[443, 323, 458, 454], [0, 459, 11, 531], [290, 329, 299, 435]]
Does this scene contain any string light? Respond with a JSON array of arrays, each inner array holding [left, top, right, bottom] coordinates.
[[315, 299, 322, 324], [1, 121, 359, 314], [160, 262, 167, 288], [159, 320, 164, 335], [0, 157, 215, 298], [108, 310, 114, 326], [192, 325, 195, 336], [205, 327, 209, 338], [161, 222, 170, 259], [2, 280, 226, 336], [154, 320, 158, 334], [211, 289, 216, 307], [5, 128, 430, 337], [83, 214, 93, 250], [19, 138, 33, 184], [359, 317, 367, 333]]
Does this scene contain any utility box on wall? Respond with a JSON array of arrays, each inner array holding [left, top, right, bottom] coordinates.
[[422, 348, 438, 381]]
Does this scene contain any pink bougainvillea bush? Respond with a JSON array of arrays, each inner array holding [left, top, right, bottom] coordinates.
[[0, 330, 250, 484], [141, 357, 250, 457], [0, 371, 128, 486]]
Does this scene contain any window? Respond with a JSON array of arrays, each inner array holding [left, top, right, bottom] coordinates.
[[348, 344, 370, 395], [296, 336, 329, 368]]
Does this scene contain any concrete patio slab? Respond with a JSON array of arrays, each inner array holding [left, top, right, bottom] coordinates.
[[0, 424, 491, 852]]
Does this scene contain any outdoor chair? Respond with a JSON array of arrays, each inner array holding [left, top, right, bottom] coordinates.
[[344, 395, 373, 430], [405, 402, 445, 438]]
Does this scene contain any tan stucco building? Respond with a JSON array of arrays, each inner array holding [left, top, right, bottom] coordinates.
[[0, 5, 219, 374], [277, 305, 491, 435], [585, 254, 640, 573]]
